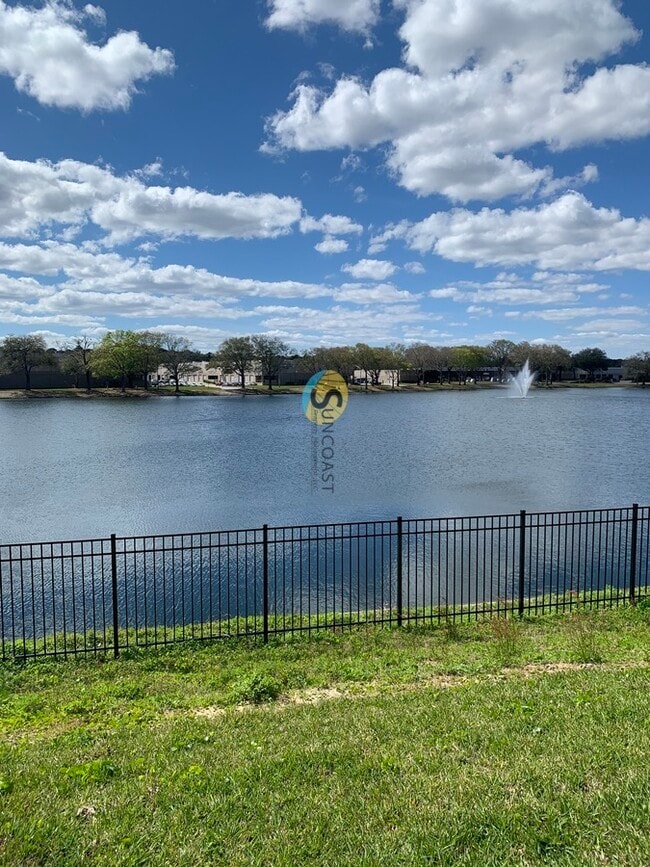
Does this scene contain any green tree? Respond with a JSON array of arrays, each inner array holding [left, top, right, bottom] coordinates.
[[533, 344, 572, 385], [367, 349, 386, 388], [450, 345, 488, 383], [159, 334, 199, 394], [251, 335, 290, 390], [624, 351, 650, 386], [91, 331, 144, 392], [354, 343, 381, 390], [549, 344, 572, 383], [571, 347, 609, 381], [213, 336, 256, 393], [137, 332, 163, 391], [0, 334, 54, 390]]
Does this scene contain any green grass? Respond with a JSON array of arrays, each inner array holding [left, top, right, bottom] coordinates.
[[5, 586, 644, 660], [1, 605, 649, 865]]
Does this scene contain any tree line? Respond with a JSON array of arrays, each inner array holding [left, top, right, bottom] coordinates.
[[1, 332, 650, 392], [0, 332, 200, 393]]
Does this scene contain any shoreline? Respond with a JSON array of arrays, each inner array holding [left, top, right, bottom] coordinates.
[[0, 381, 639, 400]]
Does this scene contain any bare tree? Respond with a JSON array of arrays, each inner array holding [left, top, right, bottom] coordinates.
[[329, 346, 356, 382], [487, 339, 516, 380], [62, 337, 95, 391], [251, 335, 290, 390], [430, 346, 453, 384], [404, 343, 435, 385], [382, 343, 406, 389], [511, 341, 534, 371], [624, 351, 650, 386], [308, 345, 357, 382], [298, 347, 330, 376], [159, 334, 200, 393]]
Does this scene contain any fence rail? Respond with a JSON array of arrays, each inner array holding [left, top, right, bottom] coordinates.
[[1, 505, 648, 660]]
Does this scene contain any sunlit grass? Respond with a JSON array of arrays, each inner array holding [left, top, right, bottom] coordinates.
[[1, 604, 649, 865]]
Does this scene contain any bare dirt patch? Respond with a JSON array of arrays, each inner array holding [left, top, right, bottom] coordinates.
[[188, 660, 650, 722], [280, 686, 346, 706]]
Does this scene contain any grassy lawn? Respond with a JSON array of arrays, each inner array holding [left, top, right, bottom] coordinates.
[[1, 605, 649, 865]]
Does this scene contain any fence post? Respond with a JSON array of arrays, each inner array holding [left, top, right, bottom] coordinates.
[[396, 517, 403, 627], [518, 510, 526, 618], [110, 533, 119, 658], [262, 524, 269, 643], [629, 503, 639, 606]]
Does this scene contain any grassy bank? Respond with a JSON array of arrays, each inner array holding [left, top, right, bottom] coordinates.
[[0, 383, 491, 399], [0, 387, 153, 400], [1, 604, 649, 865], [0, 381, 640, 399]]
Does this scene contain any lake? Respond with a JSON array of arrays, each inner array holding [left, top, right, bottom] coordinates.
[[1, 388, 649, 544]]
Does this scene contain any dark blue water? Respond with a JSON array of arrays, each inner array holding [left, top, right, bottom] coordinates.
[[1, 388, 649, 544]]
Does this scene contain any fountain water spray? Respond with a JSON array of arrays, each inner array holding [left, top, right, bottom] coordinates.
[[510, 359, 536, 398]]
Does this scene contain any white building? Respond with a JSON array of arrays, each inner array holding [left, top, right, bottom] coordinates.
[[149, 361, 259, 388], [352, 368, 401, 387]]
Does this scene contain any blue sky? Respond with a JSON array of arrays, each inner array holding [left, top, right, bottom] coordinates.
[[1, 0, 650, 355]]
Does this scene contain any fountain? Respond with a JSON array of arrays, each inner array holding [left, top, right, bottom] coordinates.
[[510, 359, 536, 397]]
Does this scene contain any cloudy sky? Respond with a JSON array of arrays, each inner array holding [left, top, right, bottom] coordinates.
[[1, 0, 650, 354]]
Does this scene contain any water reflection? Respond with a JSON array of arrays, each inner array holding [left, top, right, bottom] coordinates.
[[0, 387, 648, 543]]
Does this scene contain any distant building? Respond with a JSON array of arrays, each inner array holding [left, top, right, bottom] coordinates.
[[352, 368, 401, 386], [149, 360, 310, 388], [149, 361, 258, 387], [574, 366, 624, 382]]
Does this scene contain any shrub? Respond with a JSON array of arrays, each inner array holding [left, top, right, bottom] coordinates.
[[232, 672, 282, 704]]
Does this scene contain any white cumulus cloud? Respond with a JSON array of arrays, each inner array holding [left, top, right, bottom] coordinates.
[[0, 152, 303, 243], [264, 0, 649, 202], [428, 273, 606, 306], [333, 283, 415, 305], [92, 186, 303, 244], [374, 192, 650, 271], [300, 213, 363, 235], [342, 258, 397, 280], [315, 236, 349, 254], [265, 0, 379, 34], [0, 1, 174, 111]]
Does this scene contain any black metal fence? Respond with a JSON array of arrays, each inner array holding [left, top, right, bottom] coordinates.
[[1, 505, 648, 660]]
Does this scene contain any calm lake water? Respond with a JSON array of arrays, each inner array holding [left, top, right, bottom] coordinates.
[[1, 388, 649, 544]]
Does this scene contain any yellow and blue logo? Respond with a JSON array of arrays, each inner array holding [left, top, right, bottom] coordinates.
[[302, 369, 349, 425]]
